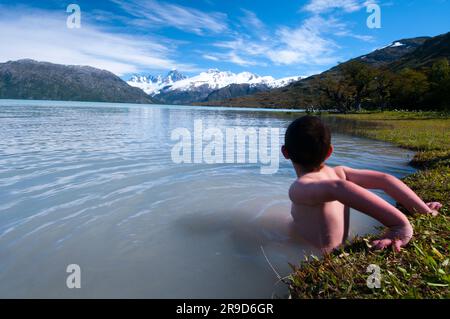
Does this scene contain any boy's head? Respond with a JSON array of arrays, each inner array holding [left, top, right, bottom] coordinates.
[[282, 116, 332, 172]]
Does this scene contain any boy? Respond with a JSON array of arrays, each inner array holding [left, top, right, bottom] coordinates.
[[282, 116, 442, 253]]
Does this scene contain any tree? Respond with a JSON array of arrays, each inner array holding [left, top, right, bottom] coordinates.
[[372, 69, 395, 110], [341, 61, 376, 110], [428, 59, 450, 110], [391, 68, 429, 109], [315, 74, 356, 113]]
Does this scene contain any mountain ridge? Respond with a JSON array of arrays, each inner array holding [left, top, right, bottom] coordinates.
[[127, 69, 303, 105], [200, 33, 449, 109], [0, 59, 155, 104]]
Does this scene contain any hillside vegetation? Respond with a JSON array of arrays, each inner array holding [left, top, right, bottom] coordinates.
[[203, 32, 450, 112]]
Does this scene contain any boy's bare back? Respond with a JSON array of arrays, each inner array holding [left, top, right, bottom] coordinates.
[[289, 166, 350, 252]]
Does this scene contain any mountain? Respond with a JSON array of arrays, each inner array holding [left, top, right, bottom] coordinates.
[[389, 32, 450, 70], [0, 59, 155, 103], [205, 83, 273, 102], [128, 69, 187, 96], [354, 37, 430, 66], [204, 33, 449, 108], [127, 69, 302, 105]]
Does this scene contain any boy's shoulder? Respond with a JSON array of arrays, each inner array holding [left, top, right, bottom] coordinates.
[[290, 165, 347, 191], [289, 166, 351, 205], [295, 165, 348, 183], [333, 165, 348, 180]]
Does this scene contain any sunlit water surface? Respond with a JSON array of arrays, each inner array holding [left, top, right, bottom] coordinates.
[[0, 100, 415, 298]]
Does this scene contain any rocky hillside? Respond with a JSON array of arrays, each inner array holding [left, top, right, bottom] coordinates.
[[0, 59, 155, 104]]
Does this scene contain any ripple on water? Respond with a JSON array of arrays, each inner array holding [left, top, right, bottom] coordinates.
[[0, 101, 415, 298]]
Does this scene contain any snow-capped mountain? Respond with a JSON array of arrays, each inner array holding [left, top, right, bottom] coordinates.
[[166, 69, 301, 92], [127, 69, 303, 104], [128, 70, 187, 95]]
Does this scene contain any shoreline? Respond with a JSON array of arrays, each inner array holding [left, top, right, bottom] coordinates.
[[288, 111, 449, 299], [0, 98, 306, 113]]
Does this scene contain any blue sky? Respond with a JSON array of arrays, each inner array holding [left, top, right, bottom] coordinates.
[[0, 0, 449, 79]]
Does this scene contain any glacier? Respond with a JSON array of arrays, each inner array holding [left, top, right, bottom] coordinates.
[[127, 69, 303, 96]]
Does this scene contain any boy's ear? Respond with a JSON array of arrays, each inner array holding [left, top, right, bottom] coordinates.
[[325, 145, 334, 160], [281, 145, 290, 159]]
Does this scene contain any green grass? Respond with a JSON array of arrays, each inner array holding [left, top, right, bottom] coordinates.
[[288, 111, 450, 299], [321, 111, 450, 152]]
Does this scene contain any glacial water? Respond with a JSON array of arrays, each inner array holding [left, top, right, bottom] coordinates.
[[0, 100, 415, 298]]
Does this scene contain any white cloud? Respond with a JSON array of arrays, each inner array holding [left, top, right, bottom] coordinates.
[[227, 52, 260, 66], [303, 0, 365, 13], [202, 54, 220, 61], [111, 0, 228, 35], [203, 4, 376, 67], [267, 50, 301, 65], [309, 16, 374, 42], [239, 9, 265, 32], [209, 38, 269, 67], [337, 32, 374, 42], [238, 9, 270, 42], [203, 51, 261, 67], [208, 16, 342, 67], [214, 38, 268, 56], [0, 7, 198, 75], [269, 20, 337, 65]]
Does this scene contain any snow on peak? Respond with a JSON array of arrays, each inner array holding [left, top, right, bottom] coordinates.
[[127, 69, 303, 95], [390, 41, 405, 48], [127, 70, 187, 95], [206, 68, 220, 74], [166, 69, 187, 83], [377, 41, 406, 51], [271, 76, 304, 88]]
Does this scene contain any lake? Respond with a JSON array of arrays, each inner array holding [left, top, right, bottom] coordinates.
[[0, 100, 415, 298]]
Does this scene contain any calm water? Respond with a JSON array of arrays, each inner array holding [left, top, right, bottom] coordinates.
[[0, 100, 415, 298]]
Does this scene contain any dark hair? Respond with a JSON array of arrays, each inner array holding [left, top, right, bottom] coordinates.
[[284, 116, 331, 171]]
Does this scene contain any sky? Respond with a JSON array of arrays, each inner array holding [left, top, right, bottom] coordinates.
[[0, 0, 449, 79]]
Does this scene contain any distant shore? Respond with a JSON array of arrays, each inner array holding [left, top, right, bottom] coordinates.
[[0, 98, 306, 114]]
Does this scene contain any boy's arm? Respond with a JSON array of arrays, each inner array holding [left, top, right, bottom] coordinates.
[[290, 179, 413, 251], [340, 166, 440, 216]]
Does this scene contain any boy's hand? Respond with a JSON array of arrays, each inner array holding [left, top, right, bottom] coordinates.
[[425, 202, 442, 216], [371, 223, 413, 252]]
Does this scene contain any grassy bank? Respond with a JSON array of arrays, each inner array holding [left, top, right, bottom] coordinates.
[[288, 111, 450, 299]]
